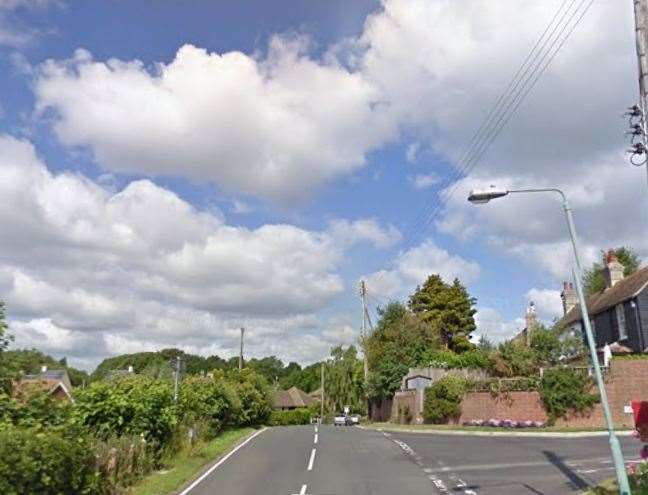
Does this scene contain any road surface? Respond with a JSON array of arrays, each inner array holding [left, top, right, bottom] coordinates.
[[185, 425, 639, 495]]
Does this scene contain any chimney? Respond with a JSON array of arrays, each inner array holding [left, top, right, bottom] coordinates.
[[561, 282, 577, 315], [41, 365, 47, 373], [525, 301, 538, 346], [604, 249, 624, 289]]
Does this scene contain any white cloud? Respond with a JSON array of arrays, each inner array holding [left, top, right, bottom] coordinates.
[[474, 307, 524, 343], [409, 173, 439, 190], [526, 288, 563, 322], [405, 142, 420, 163], [327, 218, 401, 249], [363, 240, 480, 298], [0, 134, 391, 368], [35, 40, 398, 201], [0, 0, 59, 47]]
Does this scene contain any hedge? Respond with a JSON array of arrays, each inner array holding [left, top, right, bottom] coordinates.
[[268, 409, 312, 426], [423, 375, 466, 424], [0, 427, 99, 495]]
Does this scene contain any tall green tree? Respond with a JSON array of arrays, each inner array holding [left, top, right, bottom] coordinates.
[[583, 247, 641, 296], [408, 275, 477, 351], [364, 302, 442, 399], [0, 302, 13, 391], [324, 346, 364, 413]]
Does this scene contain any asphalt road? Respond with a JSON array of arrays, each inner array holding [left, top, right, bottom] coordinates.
[[184, 425, 640, 495]]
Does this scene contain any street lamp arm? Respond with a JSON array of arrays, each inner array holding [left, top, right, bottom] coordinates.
[[507, 187, 567, 203]]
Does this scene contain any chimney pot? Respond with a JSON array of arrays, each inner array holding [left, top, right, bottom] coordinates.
[[561, 282, 578, 315], [604, 249, 624, 288]]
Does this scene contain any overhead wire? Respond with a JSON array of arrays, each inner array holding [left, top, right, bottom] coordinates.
[[366, 0, 597, 293]]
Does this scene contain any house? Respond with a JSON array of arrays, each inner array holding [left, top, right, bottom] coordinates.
[[273, 386, 315, 410], [558, 250, 648, 354], [106, 365, 135, 380], [308, 387, 323, 402], [14, 366, 73, 401]]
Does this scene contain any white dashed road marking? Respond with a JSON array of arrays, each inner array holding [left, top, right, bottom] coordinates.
[[307, 448, 317, 471], [314, 433, 318, 444]]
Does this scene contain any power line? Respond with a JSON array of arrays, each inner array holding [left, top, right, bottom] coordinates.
[[367, 0, 597, 294]]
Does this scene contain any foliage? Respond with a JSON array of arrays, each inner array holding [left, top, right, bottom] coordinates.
[[539, 368, 599, 424], [0, 301, 13, 392], [93, 434, 155, 493], [493, 341, 538, 377], [421, 349, 491, 369], [365, 302, 442, 399], [227, 369, 272, 426], [423, 375, 466, 424], [73, 375, 177, 448], [279, 362, 321, 393], [178, 376, 241, 436], [0, 388, 72, 430], [0, 426, 99, 495], [268, 408, 312, 426], [477, 335, 495, 352], [324, 346, 365, 413], [583, 247, 641, 296], [2, 349, 89, 387], [529, 325, 563, 365], [468, 376, 541, 396], [408, 275, 477, 351]]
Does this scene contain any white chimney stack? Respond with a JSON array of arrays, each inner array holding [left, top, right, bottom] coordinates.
[[604, 249, 624, 289], [561, 282, 577, 315]]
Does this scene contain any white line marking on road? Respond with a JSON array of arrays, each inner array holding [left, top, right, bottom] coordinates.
[[307, 448, 317, 471], [300, 484, 307, 495], [314, 433, 318, 444], [315, 425, 318, 433], [179, 428, 267, 494]]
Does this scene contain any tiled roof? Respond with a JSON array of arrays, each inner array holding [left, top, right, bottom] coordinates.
[[273, 386, 315, 409], [560, 265, 648, 326]]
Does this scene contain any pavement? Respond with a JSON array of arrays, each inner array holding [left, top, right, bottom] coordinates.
[[182, 424, 641, 495]]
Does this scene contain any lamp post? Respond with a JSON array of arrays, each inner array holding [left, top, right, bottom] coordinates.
[[468, 186, 631, 495]]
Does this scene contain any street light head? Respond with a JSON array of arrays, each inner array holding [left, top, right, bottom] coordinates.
[[467, 186, 509, 204]]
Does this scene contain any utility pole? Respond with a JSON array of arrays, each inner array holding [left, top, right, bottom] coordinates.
[[173, 355, 181, 403], [630, 0, 648, 187], [239, 327, 245, 370], [320, 362, 324, 423], [359, 280, 369, 381]]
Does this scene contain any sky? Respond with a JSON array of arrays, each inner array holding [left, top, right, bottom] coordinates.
[[0, 0, 646, 371]]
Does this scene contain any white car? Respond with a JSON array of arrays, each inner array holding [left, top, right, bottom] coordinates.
[[334, 414, 350, 426], [349, 414, 361, 425]]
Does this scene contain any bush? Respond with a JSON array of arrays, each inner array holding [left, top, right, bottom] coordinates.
[[228, 369, 272, 426], [0, 426, 98, 495], [268, 409, 312, 426], [423, 375, 466, 424], [494, 341, 538, 377], [178, 376, 241, 436], [93, 434, 155, 493], [539, 368, 599, 424], [0, 388, 72, 430], [423, 349, 491, 369], [72, 375, 177, 448]]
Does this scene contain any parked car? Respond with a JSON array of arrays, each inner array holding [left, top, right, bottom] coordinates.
[[349, 414, 361, 425], [334, 413, 351, 426]]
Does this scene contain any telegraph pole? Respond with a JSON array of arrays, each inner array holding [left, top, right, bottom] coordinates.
[[239, 327, 245, 370], [320, 362, 325, 422], [631, 0, 648, 187], [359, 280, 369, 380], [173, 355, 181, 403]]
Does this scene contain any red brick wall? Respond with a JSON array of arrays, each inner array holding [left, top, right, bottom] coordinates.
[[392, 359, 648, 427]]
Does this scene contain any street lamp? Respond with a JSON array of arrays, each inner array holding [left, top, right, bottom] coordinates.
[[468, 186, 631, 495]]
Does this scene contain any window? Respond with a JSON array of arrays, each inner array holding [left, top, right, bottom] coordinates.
[[616, 304, 627, 340]]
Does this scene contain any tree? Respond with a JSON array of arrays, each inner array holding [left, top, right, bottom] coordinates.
[[529, 325, 562, 365], [477, 335, 494, 353], [583, 247, 641, 296], [365, 302, 442, 399], [0, 302, 12, 390], [408, 275, 477, 351], [324, 346, 364, 413]]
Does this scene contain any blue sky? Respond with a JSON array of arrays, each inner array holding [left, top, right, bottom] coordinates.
[[0, 0, 645, 369]]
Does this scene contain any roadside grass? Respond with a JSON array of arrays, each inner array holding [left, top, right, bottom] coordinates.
[[364, 422, 632, 433], [130, 427, 255, 495]]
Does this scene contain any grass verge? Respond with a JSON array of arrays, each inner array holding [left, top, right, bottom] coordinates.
[[130, 427, 256, 495], [364, 422, 632, 433]]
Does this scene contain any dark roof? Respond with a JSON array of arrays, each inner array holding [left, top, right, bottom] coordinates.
[[23, 369, 72, 392], [273, 386, 315, 409], [560, 266, 648, 326]]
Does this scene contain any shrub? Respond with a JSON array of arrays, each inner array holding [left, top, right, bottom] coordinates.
[[268, 409, 312, 426], [423, 349, 491, 370], [93, 434, 155, 493], [0, 388, 72, 430], [228, 369, 272, 426], [178, 376, 241, 436], [539, 368, 599, 424], [423, 375, 466, 424], [494, 341, 538, 377], [0, 426, 98, 495], [72, 375, 177, 448]]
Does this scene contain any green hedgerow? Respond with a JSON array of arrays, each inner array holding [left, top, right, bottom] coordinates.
[[539, 368, 599, 424]]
